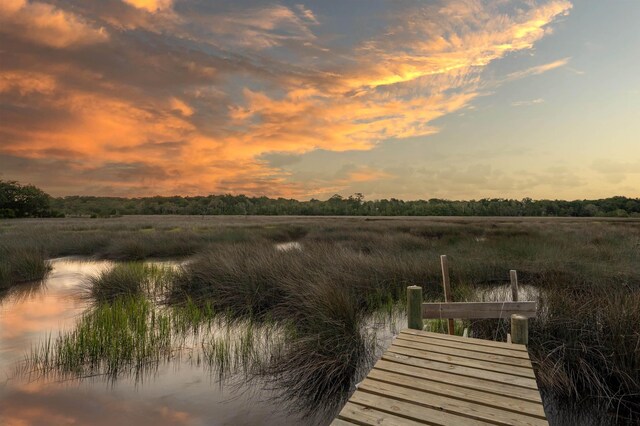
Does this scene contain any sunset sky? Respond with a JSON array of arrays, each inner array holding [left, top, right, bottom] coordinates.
[[1, 0, 638, 200]]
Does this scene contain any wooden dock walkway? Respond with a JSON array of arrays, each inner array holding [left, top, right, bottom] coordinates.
[[332, 328, 548, 426]]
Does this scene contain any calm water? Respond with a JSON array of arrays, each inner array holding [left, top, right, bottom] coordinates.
[[0, 259, 308, 426]]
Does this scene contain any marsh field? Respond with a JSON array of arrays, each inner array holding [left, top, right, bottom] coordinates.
[[1, 215, 639, 425]]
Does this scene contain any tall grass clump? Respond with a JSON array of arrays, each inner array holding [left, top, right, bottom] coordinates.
[[170, 243, 382, 416], [0, 246, 50, 290], [266, 278, 374, 416], [86, 262, 174, 303], [169, 244, 304, 318], [530, 285, 640, 421], [26, 297, 173, 379]]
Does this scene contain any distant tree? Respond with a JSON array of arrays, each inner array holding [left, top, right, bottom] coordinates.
[[0, 180, 52, 218]]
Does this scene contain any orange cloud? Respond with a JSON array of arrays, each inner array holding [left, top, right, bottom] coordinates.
[[123, 0, 173, 13], [347, 167, 393, 183], [0, 71, 56, 95], [0, 0, 108, 48]]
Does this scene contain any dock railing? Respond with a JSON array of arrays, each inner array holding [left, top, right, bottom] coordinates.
[[407, 255, 536, 345]]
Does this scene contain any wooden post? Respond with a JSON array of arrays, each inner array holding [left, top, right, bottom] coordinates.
[[511, 314, 528, 345], [510, 270, 519, 302], [440, 255, 455, 335], [407, 285, 423, 330]]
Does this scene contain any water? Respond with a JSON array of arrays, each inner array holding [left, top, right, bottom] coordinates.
[[0, 258, 306, 426], [274, 242, 303, 252]]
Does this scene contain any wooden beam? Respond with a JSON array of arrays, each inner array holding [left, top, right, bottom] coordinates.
[[440, 255, 455, 335], [407, 286, 423, 330], [422, 301, 537, 319], [510, 270, 519, 302]]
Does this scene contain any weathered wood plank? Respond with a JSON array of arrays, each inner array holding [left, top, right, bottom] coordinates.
[[359, 378, 548, 425], [401, 328, 528, 352], [336, 402, 427, 426], [367, 369, 547, 419], [349, 391, 493, 425], [382, 351, 539, 389], [374, 359, 543, 403], [393, 335, 534, 368], [510, 270, 519, 302], [422, 301, 537, 319], [388, 343, 536, 379], [398, 330, 530, 359], [331, 417, 358, 426]]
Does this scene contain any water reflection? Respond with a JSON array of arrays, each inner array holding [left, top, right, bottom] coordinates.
[[0, 258, 307, 426]]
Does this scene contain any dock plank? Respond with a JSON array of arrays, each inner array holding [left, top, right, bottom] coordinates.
[[373, 359, 543, 403], [398, 330, 530, 359], [393, 335, 534, 368], [386, 344, 537, 380], [347, 391, 493, 425], [358, 378, 547, 426], [337, 402, 433, 426], [367, 368, 546, 418], [332, 328, 547, 425], [401, 328, 528, 352]]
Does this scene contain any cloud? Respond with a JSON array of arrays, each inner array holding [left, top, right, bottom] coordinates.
[[512, 98, 545, 106], [0, 71, 56, 95], [0, 0, 573, 197], [591, 159, 640, 184], [170, 98, 194, 117], [506, 57, 571, 81], [0, 0, 108, 48], [184, 3, 320, 51], [123, 0, 173, 13]]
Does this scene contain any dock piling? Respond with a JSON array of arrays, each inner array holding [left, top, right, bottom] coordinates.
[[407, 285, 423, 330], [511, 314, 529, 345]]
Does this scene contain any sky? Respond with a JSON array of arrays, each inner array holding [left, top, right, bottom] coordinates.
[[0, 0, 638, 200]]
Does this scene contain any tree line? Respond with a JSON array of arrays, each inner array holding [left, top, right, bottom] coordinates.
[[2, 180, 639, 218], [50, 193, 640, 218]]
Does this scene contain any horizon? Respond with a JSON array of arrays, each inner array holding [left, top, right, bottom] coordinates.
[[1, 1, 639, 200], [46, 192, 640, 203]]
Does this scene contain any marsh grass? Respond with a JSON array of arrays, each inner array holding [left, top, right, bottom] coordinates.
[[85, 262, 174, 303], [9, 216, 640, 422], [0, 246, 50, 290], [531, 287, 640, 421], [199, 319, 289, 380], [422, 318, 467, 335], [26, 297, 174, 379], [267, 278, 376, 415]]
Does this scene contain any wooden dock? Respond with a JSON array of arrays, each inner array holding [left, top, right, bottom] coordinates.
[[332, 328, 548, 426]]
